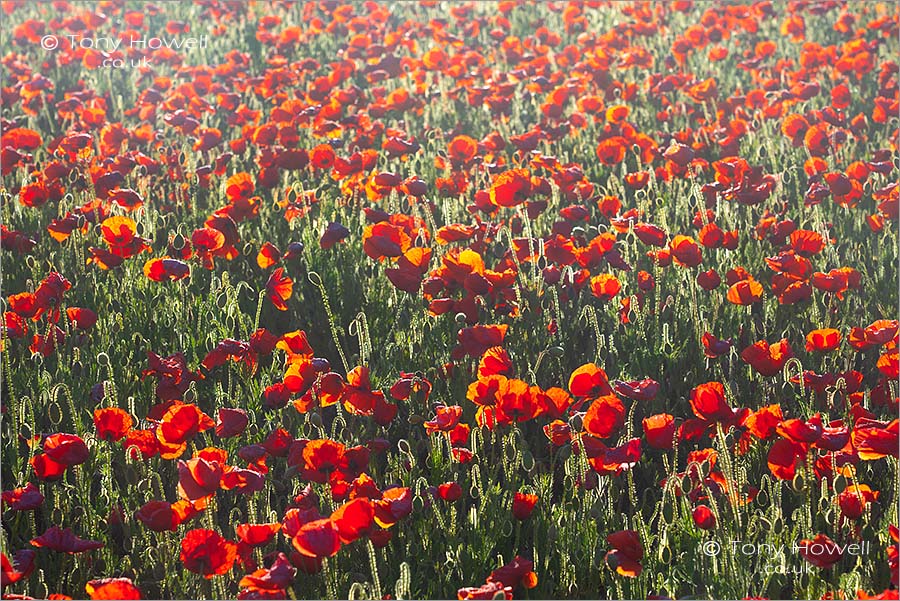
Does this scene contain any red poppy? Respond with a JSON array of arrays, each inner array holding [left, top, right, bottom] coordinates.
[[156, 402, 215, 459], [741, 339, 793, 377], [143, 258, 190, 282], [582, 394, 626, 439], [643, 414, 675, 450], [605, 530, 643, 577], [180, 529, 238, 578], [692, 505, 716, 530], [798, 534, 843, 569], [238, 552, 296, 594], [31, 526, 103, 553], [689, 382, 737, 423], [458, 582, 512, 600], [257, 242, 281, 269], [568, 363, 612, 398], [236, 523, 282, 547], [767, 438, 804, 480], [806, 328, 841, 352], [489, 169, 533, 208], [669, 235, 702, 268], [851, 419, 899, 460], [512, 492, 538, 520], [177, 455, 225, 502], [215, 408, 249, 438], [373, 487, 413, 528], [2, 549, 36, 587], [589, 274, 621, 301], [437, 482, 463, 502], [93, 408, 133, 442], [726, 278, 764, 305], [424, 405, 463, 434], [65, 307, 97, 330], [135, 499, 199, 532], [2, 482, 43, 511], [319, 222, 350, 249], [42, 433, 88, 466], [291, 518, 341, 558], [85, 578, 142, 600], [265, 267, 293, 311], [330, 498, 374, 544], [836, 485, 879, 520], [487, 556, 538, 590]]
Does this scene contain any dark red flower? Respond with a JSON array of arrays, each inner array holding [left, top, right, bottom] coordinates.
[[180, 529, 238, 578], [31, 526, 103, 553]]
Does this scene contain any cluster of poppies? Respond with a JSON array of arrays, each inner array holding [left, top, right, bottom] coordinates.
[[2, 0, 898, 599]]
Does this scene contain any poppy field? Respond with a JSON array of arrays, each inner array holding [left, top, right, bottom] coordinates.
[[1, 1, 899, 599]]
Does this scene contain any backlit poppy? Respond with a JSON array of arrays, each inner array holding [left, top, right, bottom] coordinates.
[[180, 529, 238, 578]]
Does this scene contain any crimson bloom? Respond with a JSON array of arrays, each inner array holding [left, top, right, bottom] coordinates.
[[512, 492, 538, 520], [605, 530, 643, 577], [31, 526, 103, 553], [180, 529, 238, 578]]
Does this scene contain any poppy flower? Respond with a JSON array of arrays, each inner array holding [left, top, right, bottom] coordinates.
[[42, 433, 89, 466], [692, 505, 716, 530], [143, 258, 190, 282], [373, 487, 413, 528], [669, 235, 702, 268], [689, 382, 737, 424], [215, 408, 249, 438], [851, 419, 899, 460], [798, 534, 843, 569], [582, 394, 626, 439], [65, 307, 97, 330], [177, 455, 225, 502], [28, 453, 67, 482], [424, 405, 463, 434], [589, 274, 621, 301], [330, 498, 374, 544], [605, 530, 643, 577], [836, 485, 879, 520], [256, 242, 281, 269], [225, 172, 255, 203], [238, 552, 296, 595], [1, 482, 44, 511], [134, 500, 198, 532], [319, 222, 350, 249], [266, 267, 293, 311], [569, 363, 612, 398], [487, 556, 538, 590], [767, 438, 804, 480], [613, 378, 659, 402], [31, 526, 103, 553], [180, 529, 238, 578], [458, 582, 512, 600], [236, 523, 282, 547], [93, 407, 133, 442], [643, 414, 675, 450], [156, 402, 215, 459], [726, 278, 764, 305], [2, 549, 36, 586], [85, 578, 142, 600], [806, 328, 841, 352], [290, 518, 341, 558], [741, 339, 793, 377], [489, 169, 532, 208], [437, 482, 463, 502], [512, 492, 538, 520]]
